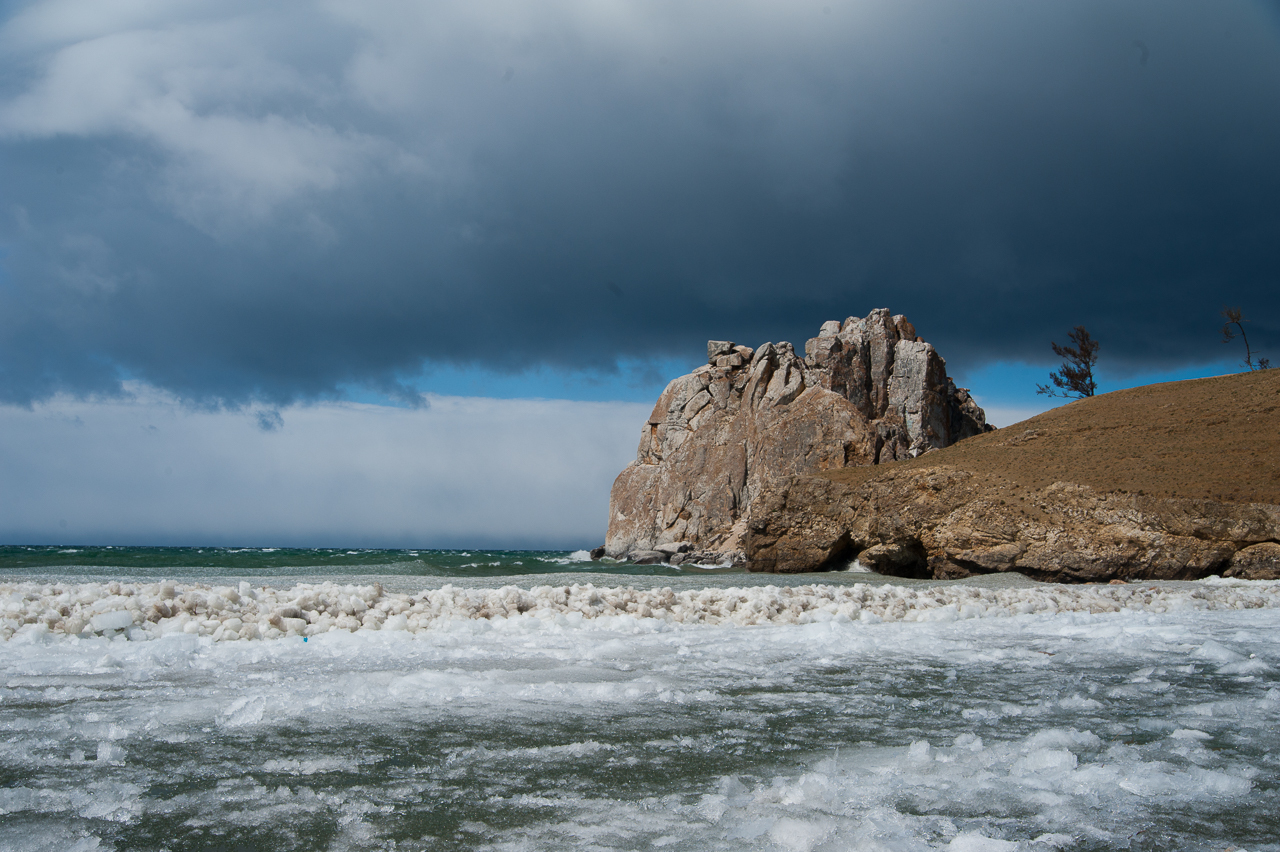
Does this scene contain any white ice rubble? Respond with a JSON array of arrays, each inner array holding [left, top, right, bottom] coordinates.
[[1, 596, 1277, 851], [1, 576, 1278, 641]]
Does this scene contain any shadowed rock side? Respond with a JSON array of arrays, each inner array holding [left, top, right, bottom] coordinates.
[[747, 368, 1280, 581], [605, 309, 991, 564]]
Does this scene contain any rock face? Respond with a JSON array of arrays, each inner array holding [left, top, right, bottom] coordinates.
[[746, 467, 1280, 580], [1224, 543, 1280, 581], [745, 368, 1280, 581], [605, 309, 991, 562]]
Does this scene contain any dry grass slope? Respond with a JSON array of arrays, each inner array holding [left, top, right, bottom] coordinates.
[[823, 369, 1280, 505]]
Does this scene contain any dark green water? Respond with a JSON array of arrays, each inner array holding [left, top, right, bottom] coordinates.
[[0, 545, 741, 580]]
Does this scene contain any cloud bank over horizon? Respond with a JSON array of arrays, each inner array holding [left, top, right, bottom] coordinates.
[[2, 0, 1278, 408], [0, 388, 646, 547]]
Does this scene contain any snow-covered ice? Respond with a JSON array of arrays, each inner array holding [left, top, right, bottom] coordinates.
[[2, 576, 1277, 641], [1, 578, 1277, 850]]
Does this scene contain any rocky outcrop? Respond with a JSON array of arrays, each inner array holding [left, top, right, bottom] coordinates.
[[1224, 543, 1280, 581], [605, 309, 990, 563], [745, 466, 1280, 581], [745, 368, 1280, 581]]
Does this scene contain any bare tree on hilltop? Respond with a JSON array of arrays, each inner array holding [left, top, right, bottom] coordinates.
[[1221, 308, 1271, 371], [1036, 325, 1099, 399]]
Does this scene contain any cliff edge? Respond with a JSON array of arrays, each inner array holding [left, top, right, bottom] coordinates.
[[746, 368, 1280, 581], [605, 309, 990, 564]]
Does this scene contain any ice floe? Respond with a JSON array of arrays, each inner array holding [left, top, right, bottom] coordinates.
[[4, 600, 1276, 851]]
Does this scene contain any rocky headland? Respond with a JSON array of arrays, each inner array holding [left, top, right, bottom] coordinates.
[[605, 309, 990, 565], [747, 368, 1280, 581]]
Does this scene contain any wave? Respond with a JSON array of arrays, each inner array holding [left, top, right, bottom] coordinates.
[[2, 577, 1278, 642]]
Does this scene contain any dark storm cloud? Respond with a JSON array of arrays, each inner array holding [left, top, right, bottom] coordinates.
[[1, 0, 1278, 405]]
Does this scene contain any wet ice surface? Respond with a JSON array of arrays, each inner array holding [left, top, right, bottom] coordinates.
[[2, 586, 1279, 851]]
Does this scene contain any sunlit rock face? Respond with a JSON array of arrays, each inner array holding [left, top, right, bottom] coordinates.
[[605, 309, 990, 563], [744, 468, 1280, 579]]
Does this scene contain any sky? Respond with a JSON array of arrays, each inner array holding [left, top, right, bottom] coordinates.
[[1, 0, 1278, 547]]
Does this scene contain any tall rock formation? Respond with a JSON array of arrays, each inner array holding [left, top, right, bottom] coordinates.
[[605, 309, 991, 563]]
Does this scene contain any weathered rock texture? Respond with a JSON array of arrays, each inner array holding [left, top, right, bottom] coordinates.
[[747, 368, 1280, 581], [605, 309, 990, 562]]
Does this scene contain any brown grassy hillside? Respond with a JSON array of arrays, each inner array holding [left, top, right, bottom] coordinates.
[[823, 369, 1280, 505]]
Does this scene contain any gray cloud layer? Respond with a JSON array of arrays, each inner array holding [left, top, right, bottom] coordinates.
[[0, 389, 645, 546], [2, 0, 1278, 404]]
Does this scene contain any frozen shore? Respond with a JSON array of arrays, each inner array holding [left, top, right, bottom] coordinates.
[[3, 593, 1278, 851], [3, 576, 1278, 642]]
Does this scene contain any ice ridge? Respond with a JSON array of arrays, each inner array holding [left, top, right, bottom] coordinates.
[[2, 577, 1278, 641]]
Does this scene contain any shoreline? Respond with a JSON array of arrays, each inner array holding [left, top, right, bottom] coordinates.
[[4, 573, 1277, 642]]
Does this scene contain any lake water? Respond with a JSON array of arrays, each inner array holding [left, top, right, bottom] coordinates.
[[2, 547, 1278, 851]]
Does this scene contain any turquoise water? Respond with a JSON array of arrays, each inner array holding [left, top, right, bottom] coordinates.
[[0, 545, 741, 581]]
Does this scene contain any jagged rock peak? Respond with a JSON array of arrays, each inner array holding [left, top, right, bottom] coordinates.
[[605, 309, 991, 563]]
